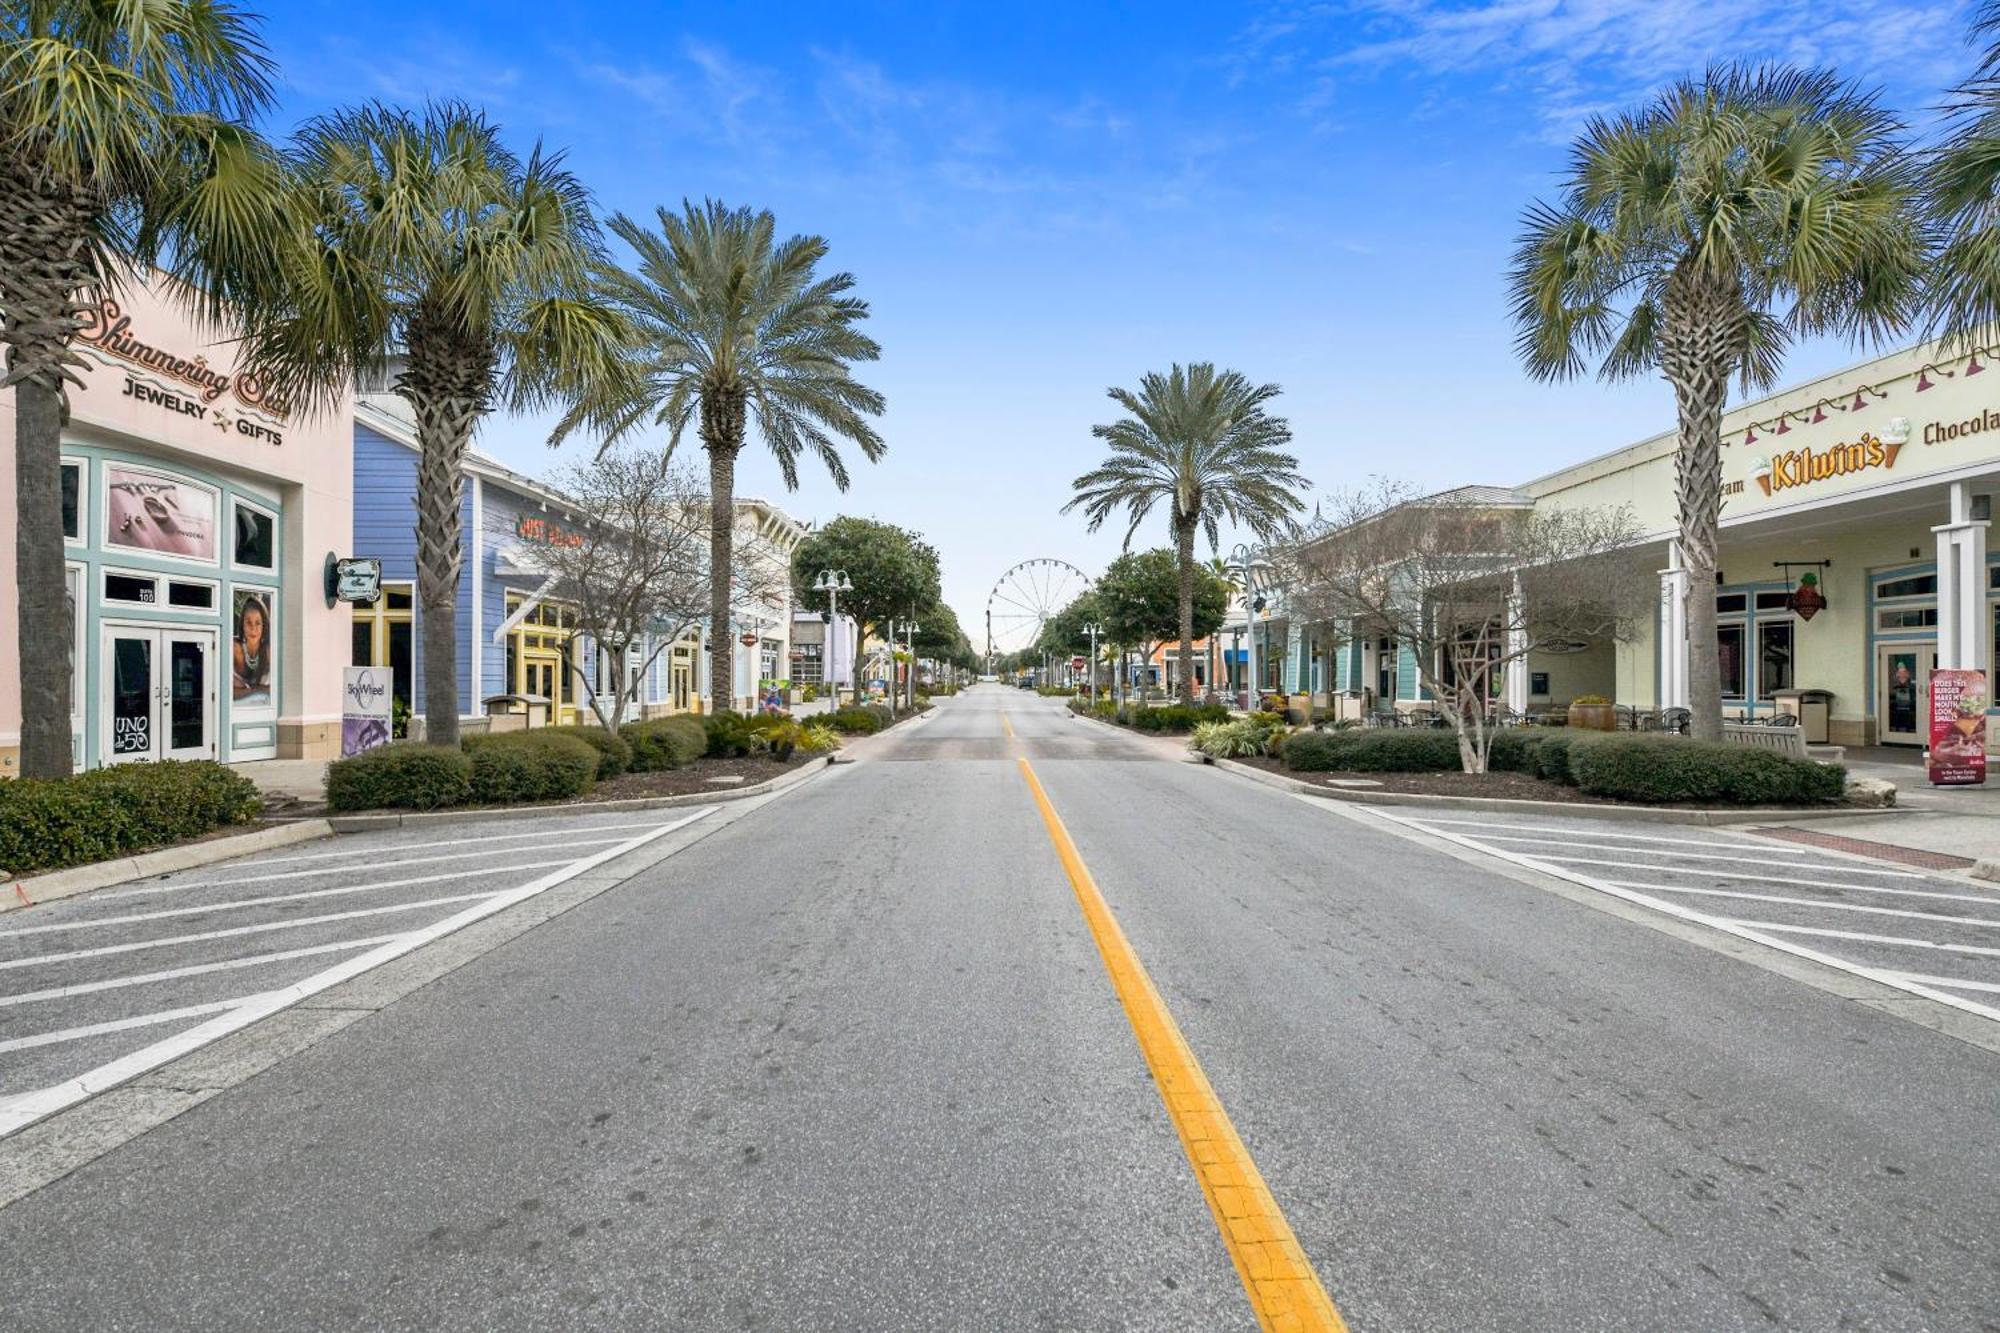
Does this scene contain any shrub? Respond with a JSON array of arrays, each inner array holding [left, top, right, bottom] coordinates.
[[801, 683, 820, 703], [703, 711, 760, 757], [1524, 729, 1605, 784], [1571, 736, 1846, 805], [1189, 720, 1267, 759], [462, 731, 599, 804], [0, 761, 264, 874], [620, 716, 708, 771], [544, 725, 632, 779], [797, 723, 842, 755], [828, 705, 892, 735], [326, 744, 472, 813], [1484, 729, 1533, 774]]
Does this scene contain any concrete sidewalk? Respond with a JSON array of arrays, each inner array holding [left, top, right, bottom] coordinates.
[[1768, 746, 2000, 871]]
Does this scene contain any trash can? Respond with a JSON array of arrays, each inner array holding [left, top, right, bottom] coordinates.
[[1772, 688, 1832, 744], [482, 693, 551, 728]]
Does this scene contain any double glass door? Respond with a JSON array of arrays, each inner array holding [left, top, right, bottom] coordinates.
[[105, 626, 216, 763]]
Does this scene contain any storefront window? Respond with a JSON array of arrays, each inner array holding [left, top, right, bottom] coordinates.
[[105, 465, 216, 562], [1875, 572, 1938, 601], [1717, 623, 1746, 698], [231, 588, 276, 709], [61, 461, 81, 541], [232, 501, 275, 570], [354, 581, 415, 719], [1757, 621, 1794, 699]]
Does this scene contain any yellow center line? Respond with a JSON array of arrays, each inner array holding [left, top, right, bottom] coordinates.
[[1016, 756, 1348, 1333], [1001, 712, 1016, 740]]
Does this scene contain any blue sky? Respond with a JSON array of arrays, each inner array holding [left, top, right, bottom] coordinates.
[[256, 0, 1984, 648]]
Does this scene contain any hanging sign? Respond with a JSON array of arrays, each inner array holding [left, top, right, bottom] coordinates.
[[325, 555, 382, 606], [1927, 669, 1989, 787], [342, 667, 393, 757]]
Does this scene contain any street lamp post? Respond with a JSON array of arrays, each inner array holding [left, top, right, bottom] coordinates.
[[812, 569, 854, 704], [1230, 542, 1271, 713], [1084, 622, 1101, 700]]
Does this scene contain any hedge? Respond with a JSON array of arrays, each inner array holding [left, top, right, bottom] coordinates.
[[1570, 736, 1845, 805], [461, 731, 598, 804], [1124, 703, 1229, 733], [621, 716, 707, 771], [543, 725, 632, 779], [325, 744, 473, 812], [0, 761, 263, 875]]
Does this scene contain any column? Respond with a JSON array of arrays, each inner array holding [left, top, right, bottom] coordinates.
[[1504, 573, 1530, 716], [1287, 623, 1306, 694], [1935, 481, 1992, 674], [1658, 540, 1690, 710]]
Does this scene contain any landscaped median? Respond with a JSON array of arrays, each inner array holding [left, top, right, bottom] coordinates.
[[1188, 724, 1892, 822], [325, 711, 854, 815]]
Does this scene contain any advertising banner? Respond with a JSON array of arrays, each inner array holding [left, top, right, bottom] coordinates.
[[105, 465, 215, 560], [1927, 668, 1989, 787], [342, 667, 393, 757]]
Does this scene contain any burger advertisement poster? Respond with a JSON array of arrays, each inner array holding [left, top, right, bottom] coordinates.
[[1927, 669, 1989, 787]]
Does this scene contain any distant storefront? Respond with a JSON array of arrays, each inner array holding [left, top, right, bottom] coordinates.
[[0, 277, 354, 772], [352, 399, 805, 722]]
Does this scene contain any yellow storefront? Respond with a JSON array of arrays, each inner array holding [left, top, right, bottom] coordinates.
[[502, 591, 582, 726]]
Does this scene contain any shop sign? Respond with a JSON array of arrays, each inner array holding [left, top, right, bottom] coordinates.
[[342, 667, 394, 757], [515, 514, 584, 548], [1922, 409, 2000, 445], [1751, 432, 1901, 496], [1927, 668, 1988, 787], [77, 298, 289, 424], [325, 555, 382, 606]]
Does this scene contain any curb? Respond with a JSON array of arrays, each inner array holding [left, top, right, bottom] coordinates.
[[1973, 859, 2000, 884], [324, 756, 832, 833], [1204, 756, 1905, 827], [2, 819, 335, 914]]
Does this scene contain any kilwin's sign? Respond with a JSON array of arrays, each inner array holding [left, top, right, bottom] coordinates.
[[1751, 432, 1901, 496]]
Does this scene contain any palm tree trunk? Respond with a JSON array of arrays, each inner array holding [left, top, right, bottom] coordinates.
[[2, 164, 95, 777], [1659, 268, 1746, 745], [1174, 519, 1197, 707], [702, 387, 747, 716], [401, 329, 495, 749], [14, 376, 72, 776]]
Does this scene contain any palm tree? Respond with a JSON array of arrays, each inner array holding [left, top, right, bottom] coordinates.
[[2, 0, 285, 777], [1510, 67, 1923, 742], [1928, 4, 2000, 340], [1065, 363, 1305, 706], [555, 201, 886, 716], [240, 102, 623, 747]]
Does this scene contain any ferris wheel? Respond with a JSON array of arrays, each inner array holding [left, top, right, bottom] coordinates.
[[985, 558, 1092, 658]]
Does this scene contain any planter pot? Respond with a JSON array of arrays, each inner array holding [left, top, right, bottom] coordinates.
[[1568, 703, 1616, 732]]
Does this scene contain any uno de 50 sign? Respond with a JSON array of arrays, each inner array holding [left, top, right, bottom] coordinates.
[[1751, 432, 1902, 497]]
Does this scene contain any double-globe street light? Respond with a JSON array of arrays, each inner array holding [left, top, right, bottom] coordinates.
[[1230, 542, 1272, 713], [811, 569, 854, 703], [1084, 622, 1103, 700]]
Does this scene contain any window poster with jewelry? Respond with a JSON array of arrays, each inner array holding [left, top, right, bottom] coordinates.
[[105, 465, 215, 560], [233, 589, 275, 709]]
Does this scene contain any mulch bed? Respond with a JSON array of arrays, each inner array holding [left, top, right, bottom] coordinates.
[[580, 754, 814, 802]]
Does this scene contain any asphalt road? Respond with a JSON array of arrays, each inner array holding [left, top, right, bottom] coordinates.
[[1, 687, 1996, 1331]]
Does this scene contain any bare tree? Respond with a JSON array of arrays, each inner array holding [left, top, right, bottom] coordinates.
[[497, 450, 787, 730], [1280, 480, 1651, 773]]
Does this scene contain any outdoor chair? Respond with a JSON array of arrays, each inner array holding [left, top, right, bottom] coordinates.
[[1659, 707, 1691, 735]]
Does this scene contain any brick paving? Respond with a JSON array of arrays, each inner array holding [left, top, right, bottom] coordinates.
[[1752, 826, 1977, 871]]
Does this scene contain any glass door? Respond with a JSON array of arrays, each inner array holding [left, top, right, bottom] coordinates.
[[106, 631, 157, 763], [163, 630, 215, 760], [1877, 645, 1937, 745]]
